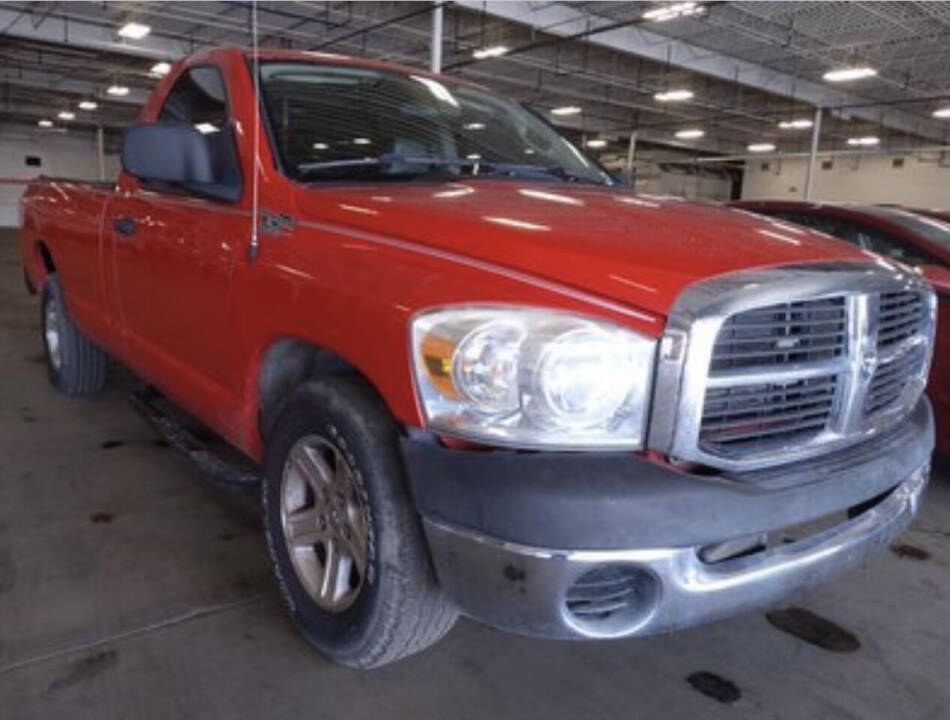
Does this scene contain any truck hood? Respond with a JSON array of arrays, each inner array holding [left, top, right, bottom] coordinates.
[[291, 181, 872, 318]]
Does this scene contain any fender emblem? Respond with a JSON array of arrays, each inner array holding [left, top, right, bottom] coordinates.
[[259, 210, 296, 235]]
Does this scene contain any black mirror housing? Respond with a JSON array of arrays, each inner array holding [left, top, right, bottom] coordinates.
[[121, 123, 241, 202]]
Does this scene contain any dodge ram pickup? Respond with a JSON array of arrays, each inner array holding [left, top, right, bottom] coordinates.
[[18, 47, 937, 668]]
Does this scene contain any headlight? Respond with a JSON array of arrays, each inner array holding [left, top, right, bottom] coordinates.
[[411, 307, 656, 449]]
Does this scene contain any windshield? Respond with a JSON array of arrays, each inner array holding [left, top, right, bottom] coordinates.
[[258, 61, 611, 186], [863, 206, 950, 254]]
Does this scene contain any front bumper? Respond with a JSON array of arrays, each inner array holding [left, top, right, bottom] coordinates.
[[404, 399, 933, 640]]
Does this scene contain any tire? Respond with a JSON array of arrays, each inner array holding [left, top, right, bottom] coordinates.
[[41, 276, 108, 395], [262, 376, 457, 668]]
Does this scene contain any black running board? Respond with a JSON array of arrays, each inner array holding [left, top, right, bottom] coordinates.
[[129, 385, 261, 486]]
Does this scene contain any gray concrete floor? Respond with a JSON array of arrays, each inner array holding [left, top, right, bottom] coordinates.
[[1, 228, 949, 720]]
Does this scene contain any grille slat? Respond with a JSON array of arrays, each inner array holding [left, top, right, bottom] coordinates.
[[710, 297, 847, 373], [863, 291, 927, 417]]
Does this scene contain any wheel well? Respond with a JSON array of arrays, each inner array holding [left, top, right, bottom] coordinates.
[[257, 339, 360, 439], [36, 242, 55, 276]]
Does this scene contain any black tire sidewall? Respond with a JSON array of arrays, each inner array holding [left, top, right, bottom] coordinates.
[[262, 379, 415, 662]]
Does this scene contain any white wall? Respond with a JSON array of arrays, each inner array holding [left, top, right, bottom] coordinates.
[[741, 152, 950, 209], [634, 163, 734, 201], [0, 126, 120, 227]]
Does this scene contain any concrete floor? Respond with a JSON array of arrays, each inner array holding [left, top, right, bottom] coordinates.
[[1, 228, 949, 720]]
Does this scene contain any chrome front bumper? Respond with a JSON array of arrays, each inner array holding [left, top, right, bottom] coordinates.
[[423, 462, 928, 640]]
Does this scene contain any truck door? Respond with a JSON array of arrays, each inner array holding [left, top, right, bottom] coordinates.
[[108, 65, 248, 426]]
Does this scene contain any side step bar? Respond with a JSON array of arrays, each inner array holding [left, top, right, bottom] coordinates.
[[129, 385, 261, 486]]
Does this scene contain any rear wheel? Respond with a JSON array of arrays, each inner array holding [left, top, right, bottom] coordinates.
[[41, 276, 108, 395], [262, 377, 457, 668]]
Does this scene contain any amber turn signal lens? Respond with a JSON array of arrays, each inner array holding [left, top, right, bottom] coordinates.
[[420, 332, 460, 398]]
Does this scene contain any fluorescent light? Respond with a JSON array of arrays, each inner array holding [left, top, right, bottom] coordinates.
[[524, 148, 536, 155], [550, 105, 581, 116], [747, 143, 776, 153], [654, 89, 694, 102], [78, 101, 97, 111], [823, 66, 877, 82], [933, 107, 950, 119], [107, 85, 130, 96], [472, 45, 508, 60], [194, 123, 220, 134], [778, 118, 813, 130], [586, 139, 607, 149], [675, 128, 704, 139], [150, 62, 171, 77], [57, 111, 75, 120], [466, 153, 482, 160], [37, 119, 53, 128], [847, 136, 880, 147], [352, 137, 372, 145], [643, 2, 704, 22], [313, 142, 329, 150], [464, 122, 486, 130], [117, 22, 151, 39]]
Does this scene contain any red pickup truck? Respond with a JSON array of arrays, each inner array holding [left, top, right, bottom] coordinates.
[[19, 48, 937, 668]]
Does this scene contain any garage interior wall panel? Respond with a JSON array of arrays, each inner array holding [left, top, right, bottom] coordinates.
[[742, 154, 950, 209], [0, 129, 119, 227]]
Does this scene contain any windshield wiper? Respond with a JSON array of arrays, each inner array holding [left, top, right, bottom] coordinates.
[[296, 155, 606, 185], [297, 154, 472, 175]]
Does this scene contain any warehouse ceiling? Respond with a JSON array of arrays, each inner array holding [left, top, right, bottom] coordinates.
[[1, 1, 949, 159]]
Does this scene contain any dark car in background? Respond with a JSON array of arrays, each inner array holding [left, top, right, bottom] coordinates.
[[732, 201, 950, 457]]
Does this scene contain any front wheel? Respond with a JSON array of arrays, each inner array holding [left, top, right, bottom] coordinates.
[[41, 276, 108, 395], [262, 377, 457, 668]]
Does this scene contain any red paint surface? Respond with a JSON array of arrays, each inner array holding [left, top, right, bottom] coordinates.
[[19, 49, 881, 461]]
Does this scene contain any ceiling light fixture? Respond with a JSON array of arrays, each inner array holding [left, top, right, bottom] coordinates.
[[107, 84, 130, 96], [472, 45, 508, 60], [78, 101, 98, 111], [464, 122, 486, 130], [933, 107, 950, 119], [57, 111, 75, 120], [847, 136, 880, 147], [778, 119, 814, 130], [37, 119, 53, 128], [747, 143, 776, 153], [550, 105, 582, 116], [823, 66, 877, 82], [313, 142, 329, 150], [117, 22, 151, 39], [586, 139, 608, 148], [150, 62, 171, 77], [675, 128, 704, 139], [352, 137, 372, 145], [654, 89, 694, 102], [642, 2, 704, 22]]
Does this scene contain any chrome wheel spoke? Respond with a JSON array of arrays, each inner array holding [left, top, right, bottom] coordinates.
[[319, 539, 351, 604], [285, 508, 325, 548], [280, 435, 370, 613]]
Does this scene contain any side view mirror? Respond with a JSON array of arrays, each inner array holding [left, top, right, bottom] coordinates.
[[920, 264, 950, 293], [121, 122, 241, 202]]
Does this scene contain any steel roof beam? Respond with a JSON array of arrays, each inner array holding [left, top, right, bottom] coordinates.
[[453, 0, 947, 142]]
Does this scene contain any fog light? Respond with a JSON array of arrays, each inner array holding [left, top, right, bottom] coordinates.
[[563, 565, 660, 637]]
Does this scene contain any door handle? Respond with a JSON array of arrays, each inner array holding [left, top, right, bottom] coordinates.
[[113, 217, 137, 237]]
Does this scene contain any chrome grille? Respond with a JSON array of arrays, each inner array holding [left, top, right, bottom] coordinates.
[[864, 290, 928, 418], [877, 291, 924, 349], [865, 348, 925, 415], [663, 268, 936, 471], [701, 375, 838, 453], [710, 298, 847, 372]]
